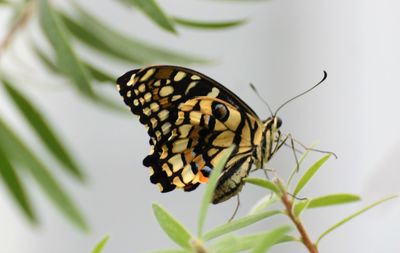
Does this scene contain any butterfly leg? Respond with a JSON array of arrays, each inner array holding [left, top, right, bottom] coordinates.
[[228, 195, 241, 222]]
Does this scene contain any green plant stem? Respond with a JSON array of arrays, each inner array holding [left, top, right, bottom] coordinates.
[[276, 179, 318, 253], [191, 239, 208, 253], [0, 0, 35, 58]]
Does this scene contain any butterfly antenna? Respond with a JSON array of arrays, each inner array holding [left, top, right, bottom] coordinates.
[[274, 71, 328, 116], [249, 83, 274, 116]]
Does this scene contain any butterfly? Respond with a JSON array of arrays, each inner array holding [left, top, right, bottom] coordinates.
[[116, 65, 287, 204]]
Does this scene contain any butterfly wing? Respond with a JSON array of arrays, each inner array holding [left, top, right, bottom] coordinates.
[[116, 66, 264, 201], [143, 97, 263, 199]]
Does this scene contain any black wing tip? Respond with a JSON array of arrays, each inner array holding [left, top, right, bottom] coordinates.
[[116, 69, 141, 86]]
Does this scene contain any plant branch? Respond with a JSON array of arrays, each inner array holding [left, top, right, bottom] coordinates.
[[276, 179, 319, 253], [0, 0, 35, 59]]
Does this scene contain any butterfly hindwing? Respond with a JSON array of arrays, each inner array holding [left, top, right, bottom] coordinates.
[[143, 97, 262, 194]]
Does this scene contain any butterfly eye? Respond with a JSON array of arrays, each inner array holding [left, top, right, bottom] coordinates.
[[212, 102, 229, 121]]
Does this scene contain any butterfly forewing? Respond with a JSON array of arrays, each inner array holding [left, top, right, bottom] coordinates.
[[116, 65, 266, 202]]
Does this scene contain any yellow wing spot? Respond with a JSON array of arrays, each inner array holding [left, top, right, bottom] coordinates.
[[161, 122, 171, 135], [116, 84, 121, 91], [144, 92, 152, 102], [189, 111, 202, 125], [212, 131, 234, 147], [127, 90, 132, 97], [168, 154, 184, 172], [139, 97, 145, 104], [182, 164, 195, 184], [134, 89, 139, 95], [207, 87, 220, 98], [159, 86, 174, 97], [172, 139, 189, 153], [173, 176, 185, 188], [150, 117, 158, 128], [175, 111, 185, 125], [185, 81, 198, 95], [155, 130, 162, 140], [149, 167, 154, 176], [171, 95, 182, 102], [150, 102, 160, 112], [143, 107, 151, 116], [207, 148, 219, 157], [138, 84, 146, 93], [162, 163, 173, 177], [133, 99, 139, 106], [191, 75, 201, 80], [156, 183, 164, 192], [154, 80, 161, 87], [127, 74, 136, 86], [178, 125, 192, 138], [166, 79, 171, 84], [174, 71, 187, 81], [158, 109, 169, 121], [140, 68, 155, 82]]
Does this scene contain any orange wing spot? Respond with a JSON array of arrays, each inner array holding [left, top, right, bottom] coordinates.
[[199, 172, 209, 183]]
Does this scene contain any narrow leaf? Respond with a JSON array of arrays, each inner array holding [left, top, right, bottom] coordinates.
[[173, 17, 246, 30], [237, 232, 297, 251], [61, 9, 205, 64], [293, 154, 331, 196], [39, 0, 94, 96], [211, 234, 240, 253], [0, 118, 88, 231], [249, 194, 278, 215], [33, 45, 115, 83], [0, 145, 36, 223], [3, 80, 84, 180], [244, 178, 279, 194], [203, 209, 281, 241], [286, 142, 318, 187], [198, 146, 235, 237], [293, 199, 310, 217], [316, 195, 398, 245], [294, 193, 361, 214], [251, 226, 291, 253], [152, 203, 192, 249], [123, 0, 176, 33], [150, 250, 192, 253], [91, 235, 110, 253]]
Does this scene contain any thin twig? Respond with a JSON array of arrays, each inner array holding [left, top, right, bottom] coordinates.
[[276, 179, 319, 253], [0, 0, 35, 59]]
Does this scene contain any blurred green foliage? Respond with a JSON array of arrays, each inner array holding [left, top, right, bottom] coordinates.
[[0, 0, 245, 229]]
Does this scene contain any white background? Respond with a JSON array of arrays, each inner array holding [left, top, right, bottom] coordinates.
[[0, 0, 400, 252]]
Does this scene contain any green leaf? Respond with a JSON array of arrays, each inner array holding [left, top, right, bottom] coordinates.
[[286, 142, 317, 187], [33, 44, 115, 84], [293, 154, 331, 196], [197, 146, 235, 237], [91, 235, 110, 253], [294, 193, 361, 215], [0, 117, 88, 231], [60, 9, 205, 64], [293, 199, 310, 217], [0, 145, 36, 223], [316, 195, 398, 245], [38, 0, 94, 96], [244, 178, 279, 195], [123, 0, 176, 33], [203, 209, 281, 241], [152, 203, 192, 249], [249, 194, 278, 215], [211, 234, 240, 253], [173, 17, 246, 30], [251, 226, 292, 253], [236, 232, 297, 251], [3, 80, 84, 181], [150, 250, 192, 253]]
